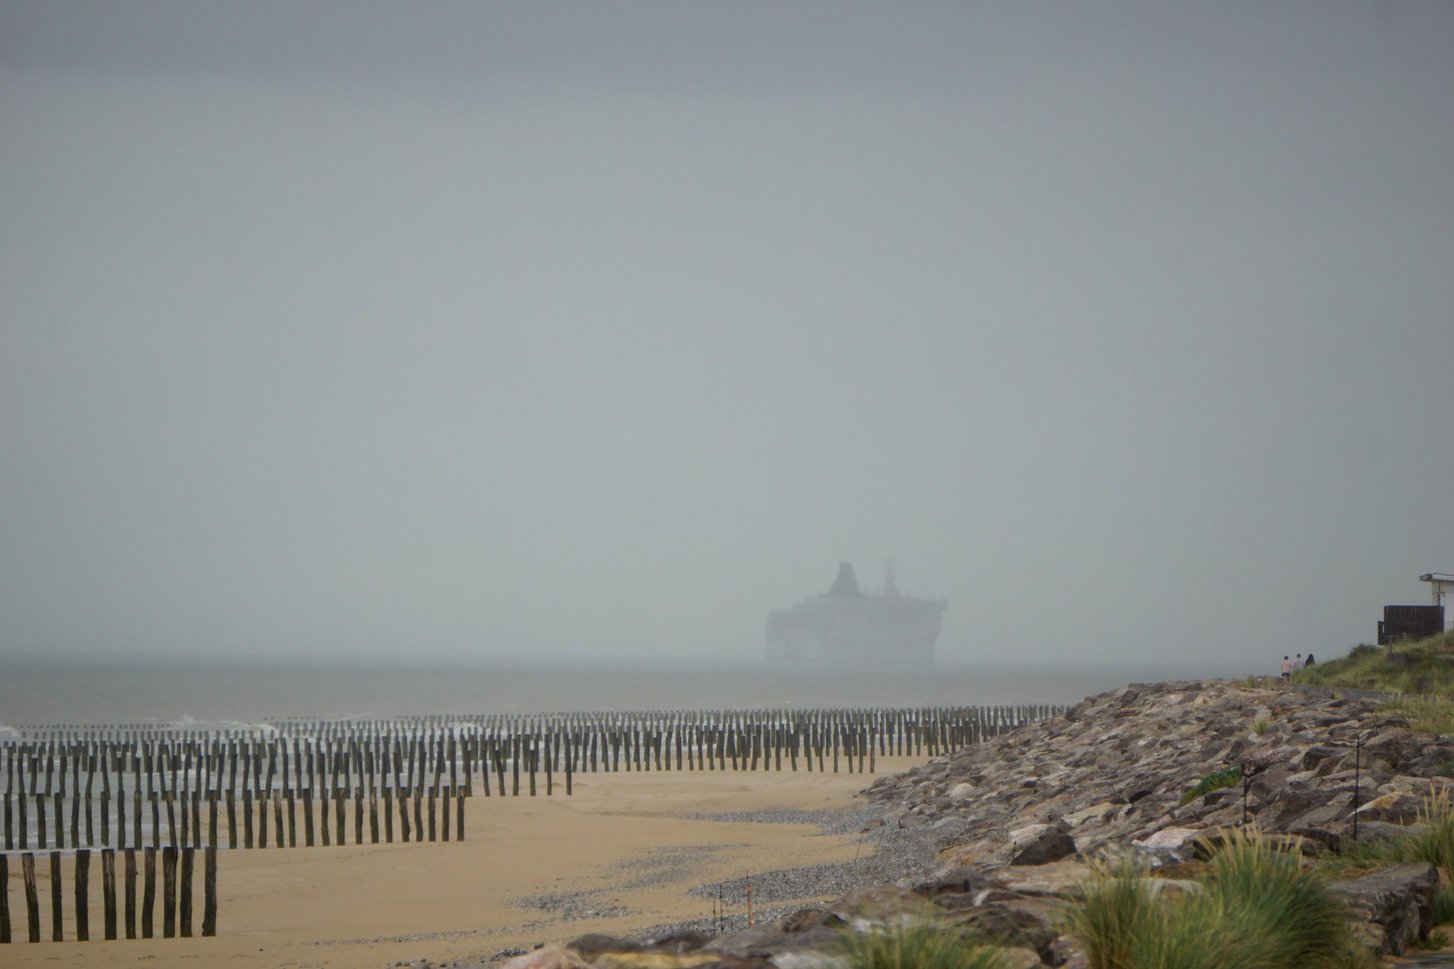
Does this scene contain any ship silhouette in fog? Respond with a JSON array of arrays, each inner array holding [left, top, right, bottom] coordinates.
[[765, 562, 946, 663]]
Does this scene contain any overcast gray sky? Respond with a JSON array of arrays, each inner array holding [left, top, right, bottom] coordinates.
[[2, 1, 1450, 668]]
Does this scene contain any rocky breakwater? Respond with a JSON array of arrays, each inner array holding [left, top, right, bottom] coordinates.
[[495, 681, 1454, 969]]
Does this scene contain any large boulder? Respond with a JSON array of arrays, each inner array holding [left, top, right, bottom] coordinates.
[[1008, 821, 1078, 866], [1330, 862, 1438, 957]]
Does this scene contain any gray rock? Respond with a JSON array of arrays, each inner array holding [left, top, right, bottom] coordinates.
[[1330, 862, 1438, 956], [1010, 826, 1077, 866]]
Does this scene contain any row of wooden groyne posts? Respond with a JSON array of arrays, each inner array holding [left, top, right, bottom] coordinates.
[[0, 703, 1064, 944]]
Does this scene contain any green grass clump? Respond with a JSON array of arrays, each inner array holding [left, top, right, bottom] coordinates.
[[1067, 858, 1161, 969], [1296, 632, 1454, 695], [1178, 766, 1241, 806], [1069, 828, 1351, 969], [1252, 717, 1271, 736], [836, 920, 1014, 969]]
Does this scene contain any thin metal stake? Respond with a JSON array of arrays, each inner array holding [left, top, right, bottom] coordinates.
[[1352, 733, 1363, 842]]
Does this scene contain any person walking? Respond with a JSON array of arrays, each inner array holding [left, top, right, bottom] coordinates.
[[1281, 655, 1293, 683], [1294, 653, 1306, 670], [1305, 653, 1316, 666]]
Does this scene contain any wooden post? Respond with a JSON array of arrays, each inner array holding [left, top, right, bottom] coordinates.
[[22, 852, 40, 943], [102, 848, 117, 940], [124, 848, 137, 939], [142, 846, 155, 939], [162, 846, 177, 938], [0, 853, 10, 943], [202, 846, 217, 937], [17, 778, 28, 850], [75, 848, 91, 941], [303, 790, 315, 846], [456, 786, 465, 839], [180, 847, 193, 937], [49, 851, 63, 941], [441, 789, 450, 841], [427, 789, 436, 842]]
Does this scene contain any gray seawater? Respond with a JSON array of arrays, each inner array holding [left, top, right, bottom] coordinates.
[[0, 657, 1256, 728]]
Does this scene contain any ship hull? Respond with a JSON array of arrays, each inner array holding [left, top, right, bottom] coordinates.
[[765, 596, 945, 663]]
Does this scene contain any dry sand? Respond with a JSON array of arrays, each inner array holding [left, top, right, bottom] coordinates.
[[2, 757, 930, 969]]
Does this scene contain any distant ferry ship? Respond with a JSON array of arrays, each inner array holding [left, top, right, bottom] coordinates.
[[765, 562, 947, 663]]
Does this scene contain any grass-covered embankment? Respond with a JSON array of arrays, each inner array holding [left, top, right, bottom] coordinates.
[[1293, 629, 1454, 737], [1295, 631, 1454, 694]]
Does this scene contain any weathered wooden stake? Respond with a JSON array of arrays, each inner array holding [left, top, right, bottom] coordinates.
[[142, 846, 155, 939], [22, 852, 39, 943], [162, 846, 177, 938], [202, 846, 217, 937], [102, 848, 117, 940], [180, 846, 193, 937], [124, 848, 137, 939], [49, 850, 63, 941], [75, 848, 90, 941], [0, 853, 10, 943]]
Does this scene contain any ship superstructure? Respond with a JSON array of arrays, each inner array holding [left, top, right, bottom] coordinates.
[[765, 562, 946, 663]]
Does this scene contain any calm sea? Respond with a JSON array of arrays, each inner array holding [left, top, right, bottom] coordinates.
[[0, 657, 1255, 729]]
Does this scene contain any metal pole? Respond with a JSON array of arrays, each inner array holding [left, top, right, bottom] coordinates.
[[1352, 734, 1362, 842]]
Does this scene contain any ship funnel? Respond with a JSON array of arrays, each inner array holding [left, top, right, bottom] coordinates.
[[827, 562, 863, 598]]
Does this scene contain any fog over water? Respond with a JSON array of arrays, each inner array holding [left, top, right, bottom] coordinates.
[[2, 3, 1451, 676], [0, 658, 1259, 726]]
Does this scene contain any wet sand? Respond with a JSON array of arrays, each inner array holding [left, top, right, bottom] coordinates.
[[2, 757, 930, 969]]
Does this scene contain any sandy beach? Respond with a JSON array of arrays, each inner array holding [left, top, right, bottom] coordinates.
[[2, 757, 931, 969]]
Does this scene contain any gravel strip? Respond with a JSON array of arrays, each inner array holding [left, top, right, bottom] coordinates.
[[619, 803, 954, 943], [513, 890, 634, 922]]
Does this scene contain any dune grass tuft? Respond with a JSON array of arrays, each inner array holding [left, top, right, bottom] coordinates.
[[1070, 828, 1351, 969], [1177, 766, 1241, 806]]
